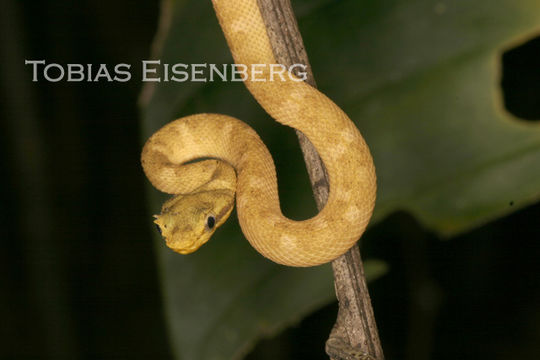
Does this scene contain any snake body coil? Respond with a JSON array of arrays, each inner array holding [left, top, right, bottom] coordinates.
[[141, 0, 376, 267]]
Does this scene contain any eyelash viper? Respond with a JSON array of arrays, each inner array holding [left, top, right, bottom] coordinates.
[[141, 0, 377, 267]]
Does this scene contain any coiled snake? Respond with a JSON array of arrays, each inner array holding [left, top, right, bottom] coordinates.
[[141, 0, 377, 267]]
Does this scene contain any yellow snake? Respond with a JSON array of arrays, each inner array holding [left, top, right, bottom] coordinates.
[[141, 0, 377, 267]]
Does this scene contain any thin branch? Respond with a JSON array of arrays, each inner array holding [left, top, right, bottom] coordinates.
[[256, 0, 384, 359], [138, 0, 173, 108]]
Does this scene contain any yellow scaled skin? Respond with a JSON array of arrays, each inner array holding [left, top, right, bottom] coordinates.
[[154, 190, 235, 254], [141, 0, 377, 267], [154, 160, 236, 254], [151, 160, 236, 254]]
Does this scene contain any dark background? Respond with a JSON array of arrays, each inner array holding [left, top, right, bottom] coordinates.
[[1, 1, 539, 359]]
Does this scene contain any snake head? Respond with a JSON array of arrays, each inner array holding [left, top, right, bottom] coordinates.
[[153, 190, 235, 254]]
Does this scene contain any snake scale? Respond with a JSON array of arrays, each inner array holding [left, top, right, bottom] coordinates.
[[141, 0, 377, 267]]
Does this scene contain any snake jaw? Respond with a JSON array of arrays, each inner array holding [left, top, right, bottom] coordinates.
[[153, 211, 213, 254], [152, 190, 235, 255]]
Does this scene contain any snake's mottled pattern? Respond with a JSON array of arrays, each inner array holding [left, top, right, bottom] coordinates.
[[141, 0, 376, 267]]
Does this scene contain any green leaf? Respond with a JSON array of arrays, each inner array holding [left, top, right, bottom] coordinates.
[[301, 0, 540, 235], [141, 0, 540, 359]]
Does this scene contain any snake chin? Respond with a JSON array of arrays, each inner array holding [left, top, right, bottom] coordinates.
[[153, 189, 235, 254]]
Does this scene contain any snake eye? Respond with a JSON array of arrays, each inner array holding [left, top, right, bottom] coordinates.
[[206, 215, 216, 230], [155, 223, 163, 236]]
